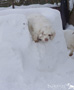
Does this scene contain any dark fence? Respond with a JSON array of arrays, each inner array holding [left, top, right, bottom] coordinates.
[[0, 0, 61, 7], [24, 0, 61, 5]]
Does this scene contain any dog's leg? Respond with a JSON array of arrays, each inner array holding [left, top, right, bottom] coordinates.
[[69, 50, 73, 56], [32, 35, 39, 42]]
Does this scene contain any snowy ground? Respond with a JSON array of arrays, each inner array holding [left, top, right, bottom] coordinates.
[[0, 5, 74, 90]]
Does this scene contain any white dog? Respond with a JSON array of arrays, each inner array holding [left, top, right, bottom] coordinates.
[[28, 14, 56, 42], [64, 30, 74, 56]]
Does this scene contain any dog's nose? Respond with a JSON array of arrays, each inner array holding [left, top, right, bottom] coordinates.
[[45, 38, 48, 41]]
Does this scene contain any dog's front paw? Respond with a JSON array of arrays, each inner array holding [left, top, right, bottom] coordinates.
[[69, 53, 73, 56], [34, 40, 39, 43]]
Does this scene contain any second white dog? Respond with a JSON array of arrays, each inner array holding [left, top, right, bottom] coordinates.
[[28, 14, 56, 42], [64, 30, 74, 56]]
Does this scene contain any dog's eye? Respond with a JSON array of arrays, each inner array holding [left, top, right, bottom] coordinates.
[[48, 34, 53, 36], [48, 34, 51, 36]]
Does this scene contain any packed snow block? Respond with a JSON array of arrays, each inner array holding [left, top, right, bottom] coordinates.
[[0, 8, 69, 72], [0, 8, 73, 90]]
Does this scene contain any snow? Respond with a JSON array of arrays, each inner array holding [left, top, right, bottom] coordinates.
[[69, 0, 73, 11], [69, 0, 74, 11], [0, 6, 74, 90]]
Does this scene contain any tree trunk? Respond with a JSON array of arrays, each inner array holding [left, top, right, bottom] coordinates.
[[12, 0, 15, 9], [60, 0, 69, 29]]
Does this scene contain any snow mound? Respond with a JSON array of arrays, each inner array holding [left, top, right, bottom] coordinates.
[[0, 8, 74, 90]]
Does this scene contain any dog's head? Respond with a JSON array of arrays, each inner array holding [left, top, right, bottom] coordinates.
[[38, 27, 56, 42]]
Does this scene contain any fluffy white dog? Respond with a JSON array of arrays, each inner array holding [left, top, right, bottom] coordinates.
[[28, 14, 56, 42], [64, 30, 74, 56]]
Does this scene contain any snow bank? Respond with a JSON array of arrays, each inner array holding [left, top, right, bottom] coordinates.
[[0, 8, 74, 90]]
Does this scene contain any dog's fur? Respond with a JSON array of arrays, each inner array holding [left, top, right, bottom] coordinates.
[[28, 14, 56, 42], [64, 30, 74, 56]]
